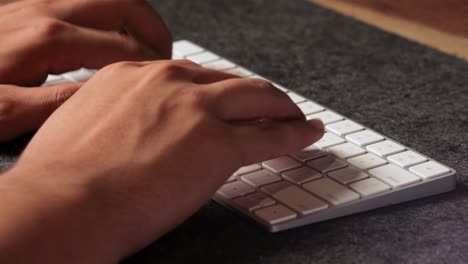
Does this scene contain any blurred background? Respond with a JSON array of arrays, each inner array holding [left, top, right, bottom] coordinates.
[[310, 0, 468, 60]]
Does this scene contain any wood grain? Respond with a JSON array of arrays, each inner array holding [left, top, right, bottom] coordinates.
[[310, 0, 468, 61]]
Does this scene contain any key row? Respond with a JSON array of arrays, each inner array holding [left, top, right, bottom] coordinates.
[[219, 172, 392, 225], [312, 129, 436, 170], [173, 40, 291, 92], [219, 156, 449, 225], [224, 148, 449, 199]]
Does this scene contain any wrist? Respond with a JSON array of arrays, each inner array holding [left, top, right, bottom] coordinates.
[[0, 164, 124, 263]]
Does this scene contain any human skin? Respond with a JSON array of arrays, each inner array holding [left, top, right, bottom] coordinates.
[[0, 0, 171, 141], [0, 60, 324, 263], [0, 1, 325, 263]]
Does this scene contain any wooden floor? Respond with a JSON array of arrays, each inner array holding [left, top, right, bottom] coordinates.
[[310, 0, 468, 61]]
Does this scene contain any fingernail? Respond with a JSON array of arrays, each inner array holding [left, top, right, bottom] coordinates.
[[307, 119, 325, 139]]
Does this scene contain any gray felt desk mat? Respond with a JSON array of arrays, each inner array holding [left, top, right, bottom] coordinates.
[[1, 0, 467, 263]]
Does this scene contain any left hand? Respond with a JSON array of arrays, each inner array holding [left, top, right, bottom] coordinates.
[[0, 0, 172, 86], [0, 0, 173, 141]]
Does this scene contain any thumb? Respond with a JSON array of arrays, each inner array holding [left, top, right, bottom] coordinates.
[[0, 83, 82, 141]]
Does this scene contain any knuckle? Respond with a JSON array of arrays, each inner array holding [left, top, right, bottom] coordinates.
[[250, 78, 276, 91], [100, 61, 140, 76], [34, 18, 69, 38], [0, 93, 16, 122], [155, 61, 190, 80]]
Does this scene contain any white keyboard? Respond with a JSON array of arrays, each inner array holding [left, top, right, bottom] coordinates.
[[45, 40, 456, 232]]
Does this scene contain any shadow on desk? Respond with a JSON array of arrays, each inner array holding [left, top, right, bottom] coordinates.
[[124, 182, 468, 264]]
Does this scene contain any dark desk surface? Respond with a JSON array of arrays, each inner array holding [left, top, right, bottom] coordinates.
[[2, 0, 468, 263]]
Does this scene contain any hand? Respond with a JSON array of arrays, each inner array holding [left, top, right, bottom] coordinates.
[[0, 83, 83, 141], [0, 0, 171, 86], [0, 0, 172, 140], [0, 60, 324, 263]]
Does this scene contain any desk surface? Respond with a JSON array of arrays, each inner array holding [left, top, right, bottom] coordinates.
[[1, 0, 468, 263], [310, 0, 468, 61]]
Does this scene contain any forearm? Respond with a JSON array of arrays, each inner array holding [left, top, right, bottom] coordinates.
[[0, 165, 127, 264]]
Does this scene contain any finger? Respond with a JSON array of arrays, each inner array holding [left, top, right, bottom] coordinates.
[[207, 78, 304, 121], [13, 21, 161, 86], [231, 119, 324, 166], [0, 83, 81, 141], [47, 22, 160, 71], [47, 0, 172, 58]]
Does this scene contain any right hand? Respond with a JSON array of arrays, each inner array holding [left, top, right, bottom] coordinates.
[[3, 60, 324, 263]]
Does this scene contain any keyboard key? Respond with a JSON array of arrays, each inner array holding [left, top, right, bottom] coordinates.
[[63, 68, 96, 82], [297, 101, 324, 115], [314, 133, 346, 149], [187, 51, 220, 64], [388, 151, 427, 168], [226, 174, 237, 183], [172, 53, 184, 60], [234, 192, 276, 211], [255, 204, 297, 225], [347, 153, 387, 170], [44, 74, 63, 83], [366, 140, 406, 157], [326, 120, 364, 136], [282, 166, 322, 184], [287, 93, 307, 104], [262, 181, 328, 215], [233, 164, 262, 176], [349, 178, 391, 197], [225, 67, 253, 77], [262, 156, 302, 173], [345, 130, 385, 147], [173, 40, 204, 57], [248, 76, 289, 92], [217, 181, 255, 199], [241, 169, 281, 187], [290, 145, 326, 162], [203, 59, 236, 71], [328, 167, 368, 184], [306, 111, 344, 124], [369, 164, 421, 188], [307, 155, 347, 173], [327, 143, 366, 159], [249, 75, 268, 81], [409, 161, 451, 179], [42, 75, 69, 86], [271, 82, 289, 92], [303, 178, 360, 206]]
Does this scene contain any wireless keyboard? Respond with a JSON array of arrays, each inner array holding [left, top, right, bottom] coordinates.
[[44, 40, 457, 232]]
